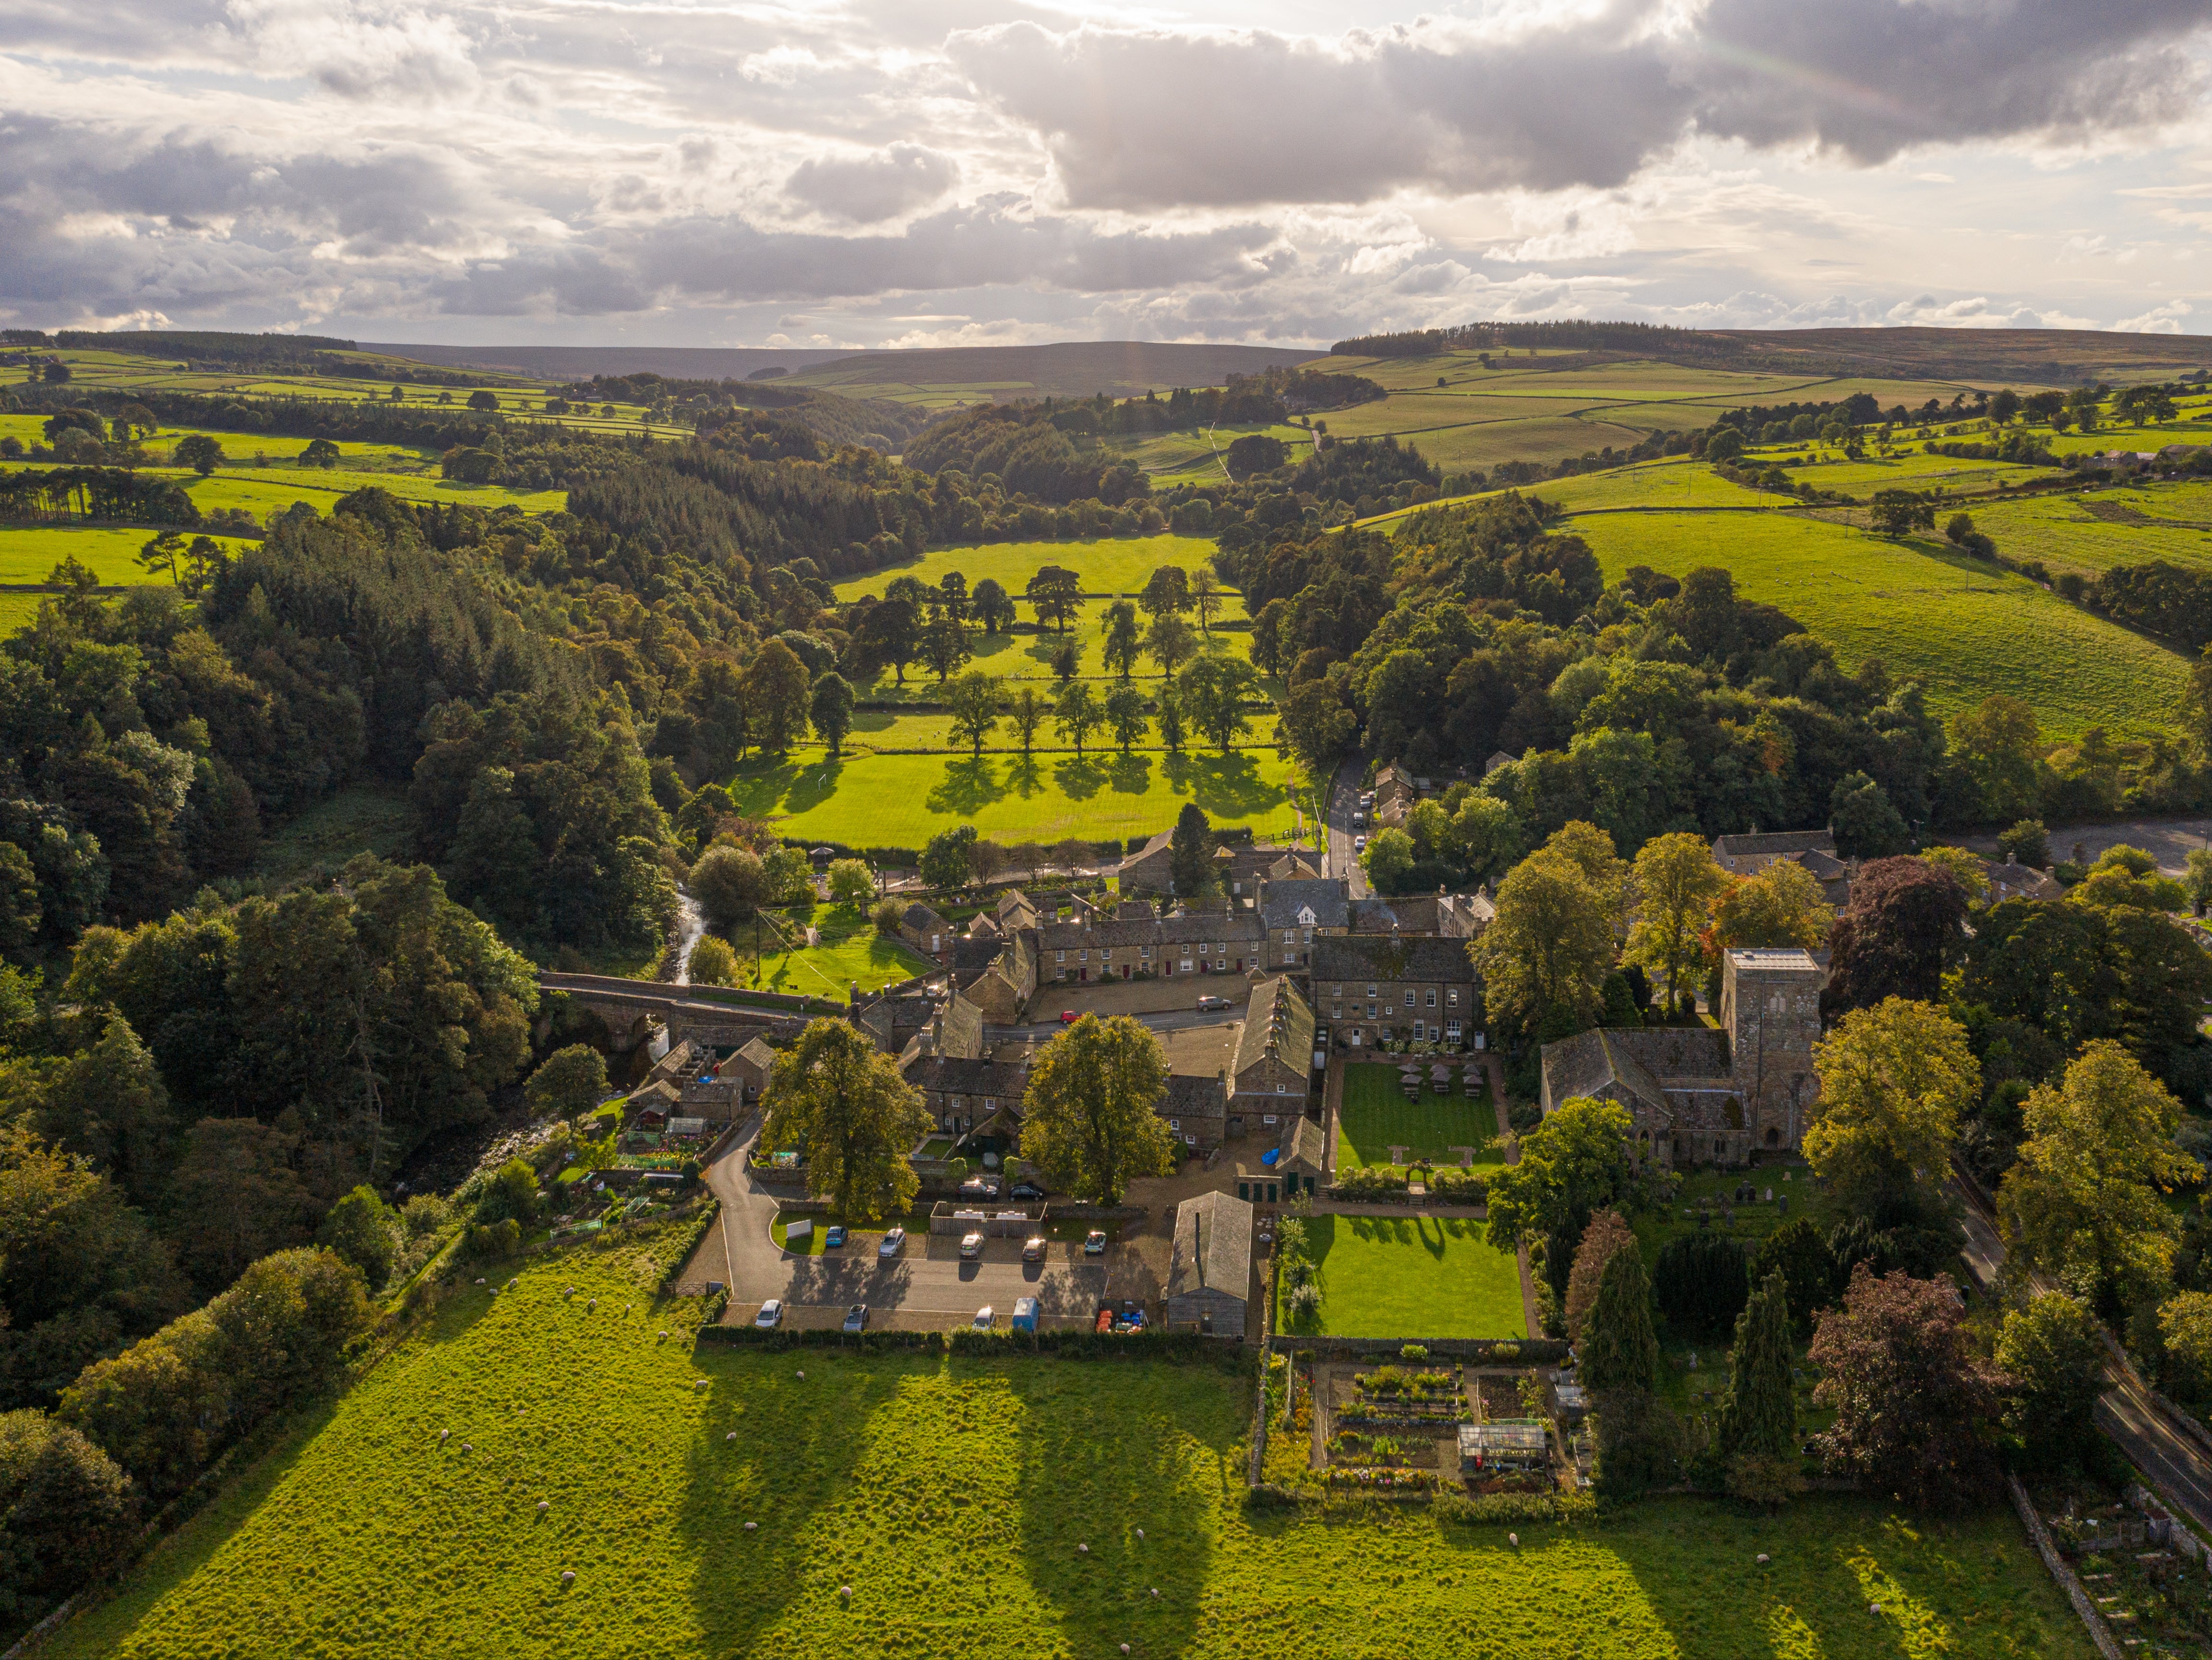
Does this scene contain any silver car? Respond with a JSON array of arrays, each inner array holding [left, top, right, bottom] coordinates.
[[878, 1226, 907, 1259], [753, 1299, 784, 1329]]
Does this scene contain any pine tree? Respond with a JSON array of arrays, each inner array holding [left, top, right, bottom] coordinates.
[[1579, 1244, 1657, 1394], [1168, 803, 1216, 900], [1717, 1270, 1798, 1462]]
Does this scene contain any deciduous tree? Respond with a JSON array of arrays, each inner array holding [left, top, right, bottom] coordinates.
[[1053, 682, 1102, 756], [1806, 998, 1979, 1218], [1007, 686, 1047, 756], [1484, 1096, 1633, 1251], [524, 1044, 608, 1119], [1710, 860, 1831, 952], [1472, 843, 1615, 1029], [1810, 1265, 2006, 1508], [1997, 1292, 2105, 1470], [743, 639, 812, 753], [1821, 856, 1967, 1015], [1017, 1014, 1177, 1203], [945, 670, 1003, 757], [1105, 684, 1150, 753], [1101, 600, 1142, 679], [1625, 831, 1727, 1017], [690, 844, 771, 928], [762, 1018, 931, 1225], [810, 671, 854, 756], [1998, 1040, 2195, 1315]]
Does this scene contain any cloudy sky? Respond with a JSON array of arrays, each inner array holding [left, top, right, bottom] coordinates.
[[4, 0, 2211, 349]]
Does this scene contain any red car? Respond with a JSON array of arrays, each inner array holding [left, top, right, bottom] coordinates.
[[1059, 1010, 1078, 1024]]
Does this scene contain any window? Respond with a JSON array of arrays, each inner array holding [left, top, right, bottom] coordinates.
[[1367, 985, 1377, 998], [1446, 1020, 1461, 1039], [1335, 984, 1345, 998], [1141, 945, 1151, 958], [1404, 990, 1416, 1008], [1283, 929, 1295, 944], [1368, 1002, 1378, 1017], [1055, 950, 1065, 963], [1102, 949, 1112, 961], [1185, 1134, 1197, 1146], [1331, 1006, 1342, 1020], [1303, 928, 1312, 944], [1263, 1114, 1278, 1126], [1447, 989, 1458, 1007], [1168, 1119, 1180, 1132], [1426, 989, 1436, 1007], [1079, 950, 1088, 961], [1276, 1082, 1286, 1094]]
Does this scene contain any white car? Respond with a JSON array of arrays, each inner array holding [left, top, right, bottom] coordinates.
[[973, 1306, 994, 1330], [753, 1299, 784, 1329], [1354, 834, 1368, 853], [960, 1231, 985, 1260], [878, 1226, 907, 1259]]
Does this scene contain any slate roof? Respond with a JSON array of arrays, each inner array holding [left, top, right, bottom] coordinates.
[[1711, 829, 1836, 861], [903, 1054, 1031, 1100], [1485, 750, 1518, 774], [901, 901, 949, 932], [1233, 975, 1315, 1080], [1259, 878, 1351, 930], [1311, 933, 1479, 985], [734, 1035, 777, 1073], [1037, 914, 1264, 951], [1168, 1191, 1252, 1302], [1540, 1028, 1671, 1116], [933, 994, 985, 1060], [1164, 1073, 1228, 1119]]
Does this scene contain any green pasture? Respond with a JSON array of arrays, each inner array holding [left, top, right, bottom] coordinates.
[[724, 744, 1303, 847], [163, 468, 567, 519], [1332, 1063, 1502, 1177], [1768, 451, 2063, 493], [1100, 423, 1311, 478], [0, 525, 256, 587], [848, 612, 1260, 704], [37, 1235, 2090, 1660], [1970, 485, 2212, 576], [1283, 1212, 1529, 1340], [1570, 508, 2190, 738], [714, 902, 932, 997], [833, 534, 1231, 603]]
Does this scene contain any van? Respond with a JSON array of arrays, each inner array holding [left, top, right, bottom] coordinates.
[[1011, 1297, 1040, 1334]]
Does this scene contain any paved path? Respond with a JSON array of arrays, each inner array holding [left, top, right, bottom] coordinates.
[[1952, 1170, 2212, 1533], [1324, 760, 1371, 899]]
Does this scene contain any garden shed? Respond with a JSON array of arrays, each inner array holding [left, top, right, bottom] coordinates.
[[1457, 1422, 1549, 1474], [1167, 1191, 1252, 1336]]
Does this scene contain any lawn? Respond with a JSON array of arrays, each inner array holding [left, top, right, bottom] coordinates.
[[723, 744, 1304, 849], [1334, 1063, 1501, 1176], [1288, 1212, 1529, 1341], [1568, 507, 2191, 737], [1970, 483, 2212, 577], [847, 618, 1261, 704], [718, 903, 932, 997], [40, 1237, 2090, 1660], [832, 534, 1232, 602], [0, 524, 257, 587]]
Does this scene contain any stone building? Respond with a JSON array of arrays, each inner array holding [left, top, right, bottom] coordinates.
[[1538, 947, 1823, 1168], [1037, 905, 1264, 981], [1310, 934, 1482, 1048], [1166, 1191, 1252, 1335], [1231, 975, 1315, 1115]]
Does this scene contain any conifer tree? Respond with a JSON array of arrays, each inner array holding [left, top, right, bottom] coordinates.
[[1717, 1270, 1799, 1477], [1580, 1243, 1657, 1395]]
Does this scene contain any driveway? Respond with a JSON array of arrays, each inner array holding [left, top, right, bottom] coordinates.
[[700, 1115, 1132, 1331]]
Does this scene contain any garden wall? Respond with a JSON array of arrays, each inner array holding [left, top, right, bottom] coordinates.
[[1283, 1335, 1569, 1366], [694, 1325, 1242, 1364]]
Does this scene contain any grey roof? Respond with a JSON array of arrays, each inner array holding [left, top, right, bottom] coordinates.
[[903, 1054, 1031, 1099], [1260, 878, 1351, 930], [902, 901, 948, 931], [951, 935, 1005, 984], [1169, 1191, 1252, 1301], [1278, 1114, 1326, 1170], [968, 912, 1002, 938], [1484, 750, 1518, 773], [735, 1035, 777, 1070], [1311, 933, 1479, 985], [1233, 976, 1315, 1079], [1540, 1028, 1670, 1116], [1724, 948, 1819, 976], [1039, 914, 1264, 951], [1164, 1073, 1228, 1119], [934, 994, 985, 1060], [1711, 829, 1836, 860]]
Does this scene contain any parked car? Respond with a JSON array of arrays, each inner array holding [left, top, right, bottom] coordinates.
[[960, 1231, 985, 1260], [1083, 1229, 1108, 1256], [825, 1225, 846, 1249], [1059, 1009, 1078, 1025], [1022, 1235, 1048, 1262], [841, 1303, 868, 1333], [878, 1227, 906, 1259], [1196, 993, 1232, 1013], [1008, 1181, 1045, 1201], [958, 1176, 1001, 1199], [754, 1299, 784, 1329], [1353, 834, 1368, 853], [1351, 810, 1367, 828], [973, 1306, 994, 1330]]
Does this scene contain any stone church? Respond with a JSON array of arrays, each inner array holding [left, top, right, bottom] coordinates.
[[1537, 948, 1823, 1168]]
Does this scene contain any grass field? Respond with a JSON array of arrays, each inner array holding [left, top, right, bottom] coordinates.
[[1333, 1063, 1502, 1176], [1289, 1212, 1529, 1340], [1569, 508, 2191, 737], [0, 525, 256, 586], [847, 617, 1260, 704], [724, 744, 1304, 848], [833, 535, 1232, 602], [38, 1239, 2090, 1660], [1970, 484, 2212, 576], [720, 902, 932, 997]]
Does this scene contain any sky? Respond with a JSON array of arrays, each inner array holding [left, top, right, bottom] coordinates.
[[3, 0, 2212, 350]]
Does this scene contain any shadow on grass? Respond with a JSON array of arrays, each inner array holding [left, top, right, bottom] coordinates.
[[926, 757, 1013, 817], [679, 1350, 877, 1652], [1015, 1358, 1228, 1658], [728, 754, 845, 819], [1162, 751, 1286, 817]]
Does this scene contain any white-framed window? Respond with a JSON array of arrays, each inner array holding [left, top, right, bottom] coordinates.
[[1404, 990, 1416, 1008], [1446, 1020, 1462, 1039], [1276, 1082, 1286, 1094], [1426, 990, 1436, 1007], [1335, 984, 1344, 998], [1332, 1006, 1342, 1020], [1263, 1114, 1278, 1126], [1367, 984, 1377, 998], [1368, 1002, 1378, 1017], [1412, 1022, 1424, 1040], [1184, 1133, 1197, 1145], [1168, 1119, 1180, 1131], [1102, 949, 1112, 961], [1141, 945, 1152, 957], [1303, 928, 1313, 944], [1056, 950, 1065, 963], [1447, 989, 1458, 1007], [1079, 950, 1088, 961]]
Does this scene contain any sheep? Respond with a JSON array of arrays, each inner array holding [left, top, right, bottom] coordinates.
[[744, 1521, 757, 1532], [562, 1570, 575, 1584], [439, 1430, 450, 1443], [538, 1500, 550, 1513], [1757, 1553, 1770, 1564], [1077, 1543, 1088, 1554]]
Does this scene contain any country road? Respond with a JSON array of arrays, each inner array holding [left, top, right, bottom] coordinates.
[[1955, 1171, 2212, 1531]]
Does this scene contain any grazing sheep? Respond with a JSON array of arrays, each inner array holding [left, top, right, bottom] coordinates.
[[562, 1570, 575, 1584], [439, 1430, 449, 1442], [744, 1521, 757, 1531]]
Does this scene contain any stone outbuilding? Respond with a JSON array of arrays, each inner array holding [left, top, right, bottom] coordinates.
[[1166, 1191, 1252, 1336]]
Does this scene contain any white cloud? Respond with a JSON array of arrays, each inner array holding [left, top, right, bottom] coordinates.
[[787, 144, 961, 223]]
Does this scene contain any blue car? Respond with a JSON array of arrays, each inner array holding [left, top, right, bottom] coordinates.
[[825, 1225, 847, 1248]]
